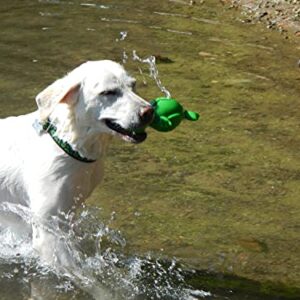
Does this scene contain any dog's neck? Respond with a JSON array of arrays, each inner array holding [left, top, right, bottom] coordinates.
[[43, 107, 112, 162]]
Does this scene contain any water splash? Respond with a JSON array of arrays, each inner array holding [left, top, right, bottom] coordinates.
[[117, 32, 129, 63], [132, 50, 171, 98], [116, 31, 128, 42], [0, 203, 209, 299], [122, 50, 129, 64]]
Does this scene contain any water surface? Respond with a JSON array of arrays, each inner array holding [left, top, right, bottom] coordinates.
[[0, 0, 300, 299]]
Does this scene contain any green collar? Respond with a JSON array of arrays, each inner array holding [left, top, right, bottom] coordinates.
[[43, 120, 96, 163]]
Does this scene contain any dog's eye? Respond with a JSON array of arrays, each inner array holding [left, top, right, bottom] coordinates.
[[100, 89, 119, 97]]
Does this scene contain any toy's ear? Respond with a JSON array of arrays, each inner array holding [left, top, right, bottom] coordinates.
[[184, 110, 199, 121], [36, 78, 81, 123]]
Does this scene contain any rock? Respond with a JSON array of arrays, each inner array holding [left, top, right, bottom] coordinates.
[[154, 55, 174, 64]]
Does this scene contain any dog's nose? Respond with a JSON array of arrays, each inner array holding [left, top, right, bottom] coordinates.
[[139, 105, 154, 125]]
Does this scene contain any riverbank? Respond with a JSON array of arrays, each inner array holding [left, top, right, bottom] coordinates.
[[222, 0, 300, 37]]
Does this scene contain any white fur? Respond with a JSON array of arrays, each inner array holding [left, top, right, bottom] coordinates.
[[0, 60, 152, 267]]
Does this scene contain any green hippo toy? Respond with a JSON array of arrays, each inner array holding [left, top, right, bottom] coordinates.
[[149, 97, 199, 132]]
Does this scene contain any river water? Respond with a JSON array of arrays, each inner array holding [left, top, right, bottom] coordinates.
[[0, 0, 300, 299]]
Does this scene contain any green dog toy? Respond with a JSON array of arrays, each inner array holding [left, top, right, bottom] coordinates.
[[149, 97, 199, 132]]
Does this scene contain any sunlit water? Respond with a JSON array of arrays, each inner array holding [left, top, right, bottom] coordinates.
[[1, 0, 300, 299]]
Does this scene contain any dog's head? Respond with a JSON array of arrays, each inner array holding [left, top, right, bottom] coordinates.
[[36, 60, 154, 144]]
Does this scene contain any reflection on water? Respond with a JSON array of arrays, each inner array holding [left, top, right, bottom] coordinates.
[[0, 0, 300, 299]]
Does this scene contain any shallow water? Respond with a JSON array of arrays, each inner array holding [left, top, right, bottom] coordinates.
[[0, 0, 300, 299]]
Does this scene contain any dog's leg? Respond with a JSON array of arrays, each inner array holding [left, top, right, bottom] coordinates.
[[32, 219, 116, 300], [29, 188, 78, 269], [32, 222, 76, 269]]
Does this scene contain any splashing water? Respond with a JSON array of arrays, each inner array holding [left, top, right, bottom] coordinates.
[[0, 203, 210, 299], [122, 50, 129, 64], [116, 31, 128, 42], [132, 50, 172, 98]]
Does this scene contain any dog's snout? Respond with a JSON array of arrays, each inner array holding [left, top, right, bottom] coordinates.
[[139, 105, 154, 125]]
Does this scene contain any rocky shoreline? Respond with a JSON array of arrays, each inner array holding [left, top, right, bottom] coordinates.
[[222, 0, 300, 38]]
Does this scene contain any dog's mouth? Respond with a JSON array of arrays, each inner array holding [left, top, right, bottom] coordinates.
[[105, 120, 147, 143]]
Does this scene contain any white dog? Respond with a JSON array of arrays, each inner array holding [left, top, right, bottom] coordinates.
[[0, 60, 154, 268]]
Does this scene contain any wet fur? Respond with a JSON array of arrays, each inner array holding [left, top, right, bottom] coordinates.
[[0, 60, 152, 268]]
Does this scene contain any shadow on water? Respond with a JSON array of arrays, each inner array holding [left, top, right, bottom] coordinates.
[[1, 260, 300, 300], [1, 0, 300, 299]]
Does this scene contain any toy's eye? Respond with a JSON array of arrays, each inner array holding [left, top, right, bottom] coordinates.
[[100, 89, 120, 97]]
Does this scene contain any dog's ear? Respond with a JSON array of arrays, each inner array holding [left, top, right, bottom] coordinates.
[[36, 78, 81, 122]]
